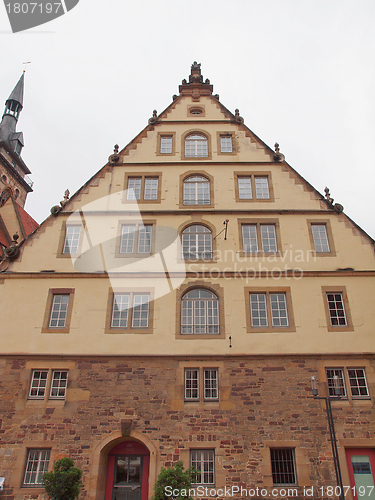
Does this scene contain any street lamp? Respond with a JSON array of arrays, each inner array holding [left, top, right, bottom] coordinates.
[[310, 376, 344, 500]]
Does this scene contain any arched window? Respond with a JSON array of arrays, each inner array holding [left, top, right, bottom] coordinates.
[[0, 188, 12, 207], [181, 289, 219, 334], [182, 225, 212, 260], [185, 134, 208, 157], [183, 175, 210, 205]]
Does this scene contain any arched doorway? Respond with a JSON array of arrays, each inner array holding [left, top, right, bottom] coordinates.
[[105, 439, 150, 500]]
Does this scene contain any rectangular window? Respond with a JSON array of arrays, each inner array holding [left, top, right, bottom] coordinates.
[[185, 369, 199, 400], [62, 225, 81, 255], [250, 293, 288, 327], [246, 288, 295, 333], [111, 293, 150, 331], [270, 448, 296, 485], [23, 449, 51, 485], [204, 369, 218, 400], [242, 223, 278, 253], [326, 368, 346, 397], [235, 174, 273, 201], [120, 224, 153, 255], [311, 224, 330, 253], [125, 174, 161, 202], [220, 135, 233, 153], [255, 177, 270, 199], [191, 449, 215, 485], [326, 367, 370, 399], [29, 370, 49, 399], [29, 370, 69, 400], [238, 176, 252, 199], [49, 294, 70, 328], [348, 368, 370, 398], [326, 292, 347, 326], [160, 135, 173, 154], [50, 371, 69, 399]]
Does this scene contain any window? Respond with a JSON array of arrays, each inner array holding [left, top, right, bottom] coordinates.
[[185, 134, 208, 158], [184, 368, 219, 401], [322, 287, 353, 331], [160, 136, 173, 154], [311, 224, 330, 253], [62, 225, 81, 255], [181, 289, 219, 335], [29, 370, 68, 400], [326, 368, 370, 399], [120, 224, 153, 255], [270, 448, 297, 485], [242, 223, 278, 253], [191, 450, 215, 485], [235, 173, 273, 201], [220, 135, 233, 153], [183, 176, 210, 205], [126, 175, 160, 202], [307, 221, 335, 255], [245, 288, 295, 333], [42, 289, 75, 334], [23, 449, 51, 486], [109, 292, 151, 332], [182, 225, 212, 260]]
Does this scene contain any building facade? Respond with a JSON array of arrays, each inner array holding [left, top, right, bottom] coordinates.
[[0, 63, 374, 500]]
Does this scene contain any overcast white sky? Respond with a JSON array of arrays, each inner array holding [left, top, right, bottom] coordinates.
[[1, 0, 374, 239]]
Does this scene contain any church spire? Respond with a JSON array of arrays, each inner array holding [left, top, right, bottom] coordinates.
[[0, 73, 25, 155]]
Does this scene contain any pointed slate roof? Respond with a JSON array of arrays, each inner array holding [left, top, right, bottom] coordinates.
[[6, 72, 24, 109]]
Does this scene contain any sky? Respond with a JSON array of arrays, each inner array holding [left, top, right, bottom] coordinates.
[[1, 0, 374, 239]]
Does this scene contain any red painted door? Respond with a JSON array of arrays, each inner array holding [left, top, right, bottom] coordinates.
[[105, 441, 150, 500], [346, 448, 375, 500]]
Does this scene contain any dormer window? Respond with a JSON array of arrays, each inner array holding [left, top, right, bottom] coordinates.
[[14, 140, 23, 156], [185, 134, 208, 157]]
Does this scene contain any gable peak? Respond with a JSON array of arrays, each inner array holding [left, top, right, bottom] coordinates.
[[179, 61, 214, 99]]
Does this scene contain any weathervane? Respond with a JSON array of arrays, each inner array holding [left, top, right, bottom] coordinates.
[[23, 61, 31, 73]]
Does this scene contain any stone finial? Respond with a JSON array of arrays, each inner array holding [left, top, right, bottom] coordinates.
[[148, 110, 158, 124], [274, 142, 285, 162], [114, 144, 119, 154], [4, 232, 20, 260], [234, 109, 244, 123], [189, 61, 203, 84], [324, 187, 334, 204], [60, 189, 70, 207]]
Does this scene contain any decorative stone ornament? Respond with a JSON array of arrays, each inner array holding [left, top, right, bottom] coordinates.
[[109, 144, 120, 163], [148, 110, 158, 124], [4, 233, 20, 260], [234, 109, 244, 123], [274, 142, 285, 162]]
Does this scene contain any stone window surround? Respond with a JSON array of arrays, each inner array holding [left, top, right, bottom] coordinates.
[[41, 288, 75, 334], [183, 367, 219, 403], [216, 131, 236, 156], [179, 170, 214, 209], [28, 369, 69, 401], [261, 441, 311, 488], [307, 219, 336, 257], [175, 281, 225, 339], [105, 288, 154, 334], [238, 218, 283, 257], [321, 286, 354, 332], [244, 286, 296, 333], [156, 132, 176, 156], [234, 171, 274, 202], [178, 218, 217, 263], [181, 129, 212, 161], [123, 173, 162, 204], [115, 218, 157, 258]]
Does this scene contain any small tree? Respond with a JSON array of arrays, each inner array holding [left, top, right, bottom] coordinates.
[[42, 457, 82, 500], [152, 461, 196, 500]]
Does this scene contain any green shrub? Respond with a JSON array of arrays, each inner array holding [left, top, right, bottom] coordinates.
[[152, 460, 196, 500], [42, 457, 82, 500]]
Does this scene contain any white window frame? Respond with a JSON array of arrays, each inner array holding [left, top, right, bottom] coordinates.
[[220, 135, 233, 153], [126, 176, 160, 201], [111, 292, 150, 329], [29, 370, 68, 400], [326, 292, 347, 327], [62, 225, 81, 255], [326, 367, 370, 399], [191, 449, 215, 485], [250, 292, 289, 328], [185, 134, 208, 158], [160, 135, 173, 154], [23, 449, 51, 485], [182, 225, 213, 260], [181, 289, 219, 335], [242, 224, 278, 253], [49, 294, 70, 329], [311, 224, 330, 253], [183, 176, 210, 205], [184, 368, 219, 401], [120, 224, 153, 255]]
